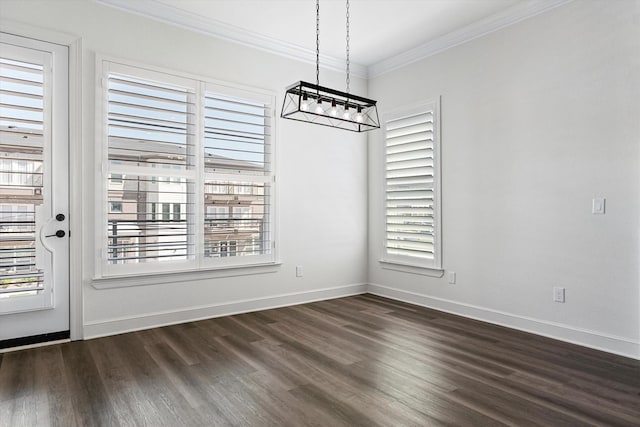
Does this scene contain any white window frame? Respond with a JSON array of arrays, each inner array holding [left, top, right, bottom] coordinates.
[[380, 98, 442, 272], [206, 205, 229, 219], [95, 56, 277, 279], [232, 206, 252, 219], [110, 202, 123, 213]]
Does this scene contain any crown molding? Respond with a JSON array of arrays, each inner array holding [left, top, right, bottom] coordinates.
[[94, 0, 368, 79], [367, 0, 574, 78], [96, 0, 572, 81]]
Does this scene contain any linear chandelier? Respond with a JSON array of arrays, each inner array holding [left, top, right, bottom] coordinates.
[[281, 0, 380, 132]]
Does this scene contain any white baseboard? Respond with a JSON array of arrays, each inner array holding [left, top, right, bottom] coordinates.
[[0, 338, 71, 354], [83, 283, 367, 339], [83, 281, 639, 360], [368, 283, 640, 360]]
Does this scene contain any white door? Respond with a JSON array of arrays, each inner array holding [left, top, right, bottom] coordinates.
[[0, 34, 69, 346]]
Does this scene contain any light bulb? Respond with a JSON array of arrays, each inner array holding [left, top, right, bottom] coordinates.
[[330, 100, 338, 116], [355, 107, 363, 123], [343, 107, 351, 120], [301, 93, 309, 111], [315, 100, 324, 114]]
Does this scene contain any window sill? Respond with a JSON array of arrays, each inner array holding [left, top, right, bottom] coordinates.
[[379, 260, 444, 277], [92, 262, 282, 290]]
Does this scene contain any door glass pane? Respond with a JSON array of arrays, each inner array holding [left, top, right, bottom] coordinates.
[[0, 57, 45, 298]]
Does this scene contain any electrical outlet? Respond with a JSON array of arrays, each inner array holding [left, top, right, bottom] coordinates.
[[448, 271, 456, 284], [553, 287, 565, 303], [296, 265, 303, 277], [592, 197, 606, 214]]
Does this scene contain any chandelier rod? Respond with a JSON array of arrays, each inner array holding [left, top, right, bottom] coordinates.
[[316, 0, 320, 87], [346, 0, 350, 94]]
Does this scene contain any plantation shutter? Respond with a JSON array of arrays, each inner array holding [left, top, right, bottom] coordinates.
[[384, 103, 439, 266], [105, 67, 196, 266], [203, 93, 271, 174], [203, 90, 273, 260], [99, 59, 277, 277], [107, 74, 195, 169], [0, 55, 46, 293]]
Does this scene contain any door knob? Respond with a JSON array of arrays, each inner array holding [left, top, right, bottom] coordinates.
[[45, 230, 66, 238], [56, 213, 65, 221]]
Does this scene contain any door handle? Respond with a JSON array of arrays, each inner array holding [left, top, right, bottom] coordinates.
[[45, 230, 66, 238], [56, 213, 65, 221]]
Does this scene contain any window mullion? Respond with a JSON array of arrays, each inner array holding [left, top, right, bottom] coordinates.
[[99, 67, 111, 278], [194, 81, 206, 267], [203, 172, 271, 184], [107, 164, 195, 180]]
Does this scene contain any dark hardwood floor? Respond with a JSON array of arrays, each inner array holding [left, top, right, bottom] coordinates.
[[1, 294, 639, 426]]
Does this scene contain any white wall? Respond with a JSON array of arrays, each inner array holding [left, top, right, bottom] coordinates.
[[0, 0, 369, 337], [368, 0, 640, 358], [2, 0, 638, 359]]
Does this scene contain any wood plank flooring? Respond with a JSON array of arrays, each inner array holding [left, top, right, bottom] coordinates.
[[1, 294, 639, 426]]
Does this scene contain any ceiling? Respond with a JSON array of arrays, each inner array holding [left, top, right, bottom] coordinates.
[[97, 0, 570, 77]]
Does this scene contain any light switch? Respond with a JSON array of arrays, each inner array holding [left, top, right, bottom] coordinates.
[[592, 198, 605, 215]]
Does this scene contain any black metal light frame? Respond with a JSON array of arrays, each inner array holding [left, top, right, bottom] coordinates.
[[281, 81, 379, 132], [281, 0, 380, 133]]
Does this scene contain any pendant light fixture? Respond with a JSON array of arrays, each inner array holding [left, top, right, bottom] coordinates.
[[281, 0, 380, 132]]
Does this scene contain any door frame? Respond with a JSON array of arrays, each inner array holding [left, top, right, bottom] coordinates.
[[1, 21, 84, 340]]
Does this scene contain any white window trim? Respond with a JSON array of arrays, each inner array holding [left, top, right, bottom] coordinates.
[[93, 55, 278, 281], [379, 260, 444, 277], [380, 97, 442, 273], [92, 261, 282, 289]]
